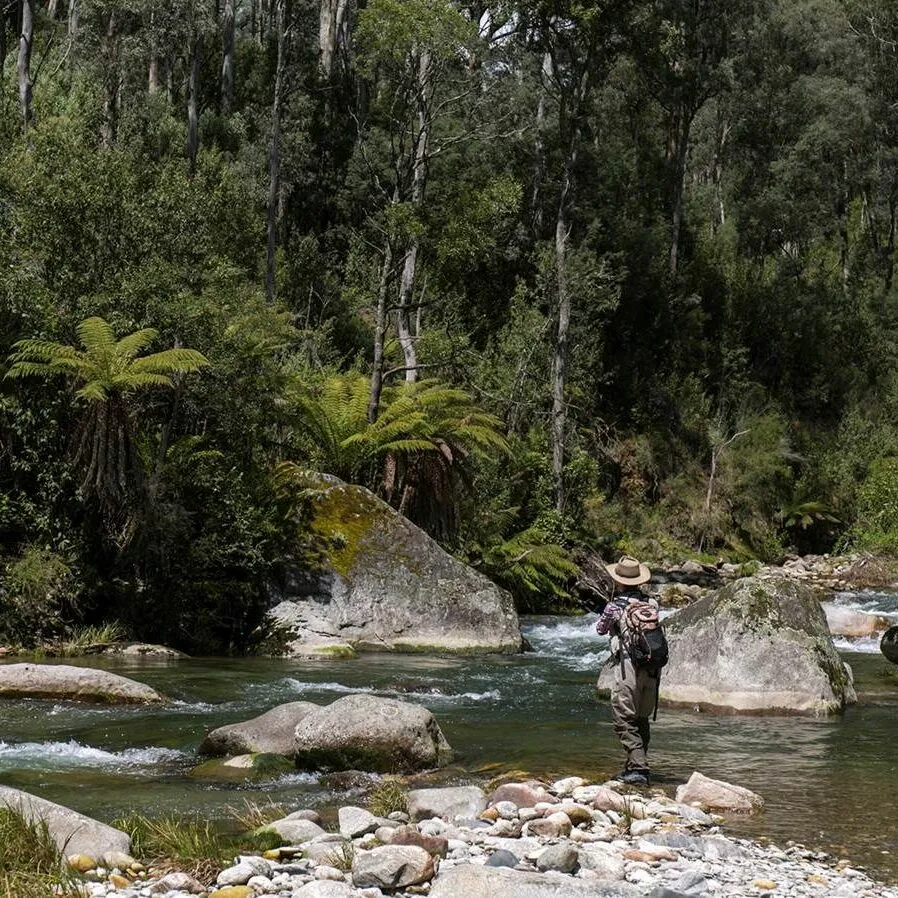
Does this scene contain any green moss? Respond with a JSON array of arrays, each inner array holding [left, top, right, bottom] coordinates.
[[189, 753, 294, 783], [302, 644, 357, 659], [308, 486, 392, 578]]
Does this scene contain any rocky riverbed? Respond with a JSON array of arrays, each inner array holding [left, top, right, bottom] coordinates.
[[74, 773, 897, 898]]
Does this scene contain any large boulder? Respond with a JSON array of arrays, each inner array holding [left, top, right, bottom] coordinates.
[[268, 480, 522, 655], [0, 663, 165, 704], [199, 701, 319, 757], [675, 771, 764, 813], [293, 694, 453, 772], [598, 577, 856, 715], [0, 785, 130, 860]]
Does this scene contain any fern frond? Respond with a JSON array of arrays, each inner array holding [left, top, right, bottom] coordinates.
[[115, 328, 159, 359], [76, 317, 117, 356], [130, 349, 210, 374]]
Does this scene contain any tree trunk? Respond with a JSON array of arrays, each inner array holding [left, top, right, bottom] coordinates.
[[886, 188, 896, 294], [368, 238, 394, 422], [221, 0, 235, 113], [148, 10, 160, 94], [531, 52, 551, 236], [48, 0, 58, 19], [101, 11, 120, 147], [18, 0, 34, 131], [396, 49, 432, 384], [265, 0, 286, 302], [67, 0, 78, 37], [187, 33, 200, 177], [838, 161, 850, 294], [669, 108, 693, 278], [550, 152, 574, 514], [318, 0, 349, 78]]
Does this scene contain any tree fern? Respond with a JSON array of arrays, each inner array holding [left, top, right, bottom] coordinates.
[[5, 316, 210, 537]]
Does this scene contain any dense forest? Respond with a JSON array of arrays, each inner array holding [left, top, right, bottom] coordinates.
[[2, 0, 898, 652]]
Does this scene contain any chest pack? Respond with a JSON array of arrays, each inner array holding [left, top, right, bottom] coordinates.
[[620, 600, 669, 671]]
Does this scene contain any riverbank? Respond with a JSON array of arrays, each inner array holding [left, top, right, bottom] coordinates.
[[74, 773, 897, 897]]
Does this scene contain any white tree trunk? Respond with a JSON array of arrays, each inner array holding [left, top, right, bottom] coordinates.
[[18, 0, 34, 130], [318, 0, 349, 78]]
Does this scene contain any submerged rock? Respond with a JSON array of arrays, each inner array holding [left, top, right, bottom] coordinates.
[[822, 604, 891, 639], [268, 478, 522, 656], [294, 694, 453, 773], [429, 865, 640, 897], [199, 701, 319, 757], [599, 577, 856, 715], [189, 752, 294, 783], [0, 662, 165, 703], [0, 785, 130, 859]]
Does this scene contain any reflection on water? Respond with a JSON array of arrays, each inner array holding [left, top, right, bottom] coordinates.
[[0, 600, 897, 880]]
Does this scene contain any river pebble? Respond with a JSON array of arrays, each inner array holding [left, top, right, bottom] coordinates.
[[87, 772, 898, 898]]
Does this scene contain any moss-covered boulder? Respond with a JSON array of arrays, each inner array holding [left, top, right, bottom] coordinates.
[[293, 694, 453, 773], [268, 480, 522, 656], [0, 663, 165, 704], [598, 577, 857, 715]]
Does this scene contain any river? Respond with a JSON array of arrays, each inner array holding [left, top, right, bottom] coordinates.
[[1, 589, 897, 881]]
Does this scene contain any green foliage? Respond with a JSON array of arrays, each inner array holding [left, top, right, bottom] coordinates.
[[478, 527, 579, 612], [850, 458, 898, 554], [0, 547, 77, 646], [112, 811, 229, 883], [0, 806, 81, 898], [367, 776, 410, 817]]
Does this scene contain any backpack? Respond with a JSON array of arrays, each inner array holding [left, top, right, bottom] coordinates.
[[620, 600, 669, 672]]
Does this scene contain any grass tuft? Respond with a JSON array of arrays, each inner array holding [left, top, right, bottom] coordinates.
[[226, 798, 287, 832], [0, 806, 82, 898], [59, 622, 127, 656], [367, 776, 409, 817], [112, 811, 228, 883]]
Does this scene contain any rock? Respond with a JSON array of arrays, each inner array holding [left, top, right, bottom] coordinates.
[[578, 846, 626, 880], [268, 479, 522, 655], [536, 842, 579, 873], [591, 787, 630, 813], [675, 772, 764, 813], [338, 806, 379, 838], [210, 889, 254, 898], [102, 850, 137, 869], [149, 872, 205, 893], [558, 802, 592, 825], [429, 865, 640, 897], [67, 853, 97, 873], [258, 816, 326, 844], [294, 695, 453, 772], [217, 858, 272, 886], [488, 782, 557, 809], [599, 577, 856, 715], [199, 701, 319, 757], [0, 663, 165, 703], [190, 752, 294, 783], [0, 786, 130, 859], [406, 785, 487, 823], [551, 776, 586, 796], [388, 825, 449, 857], [523, 812, 572, 838], [486, 849, 521, 868], [881, 626, 898, 664], [293, 883, 359, 897], [822, 604, 891, 638], [351, 845, 435, 889], [629, 819, 657, 836], [108, 643, 188, 659]]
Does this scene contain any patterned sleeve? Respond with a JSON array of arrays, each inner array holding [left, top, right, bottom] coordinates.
[[595, 600, 622, 635]]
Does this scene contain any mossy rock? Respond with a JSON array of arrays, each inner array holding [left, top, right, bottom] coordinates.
[[189, 753, 294, 783]]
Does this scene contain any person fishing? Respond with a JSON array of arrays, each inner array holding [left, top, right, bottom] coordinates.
[[595, 556, 668, 786]]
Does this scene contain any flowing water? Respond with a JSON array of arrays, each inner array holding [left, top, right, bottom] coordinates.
[[2, 591, 898, 880]]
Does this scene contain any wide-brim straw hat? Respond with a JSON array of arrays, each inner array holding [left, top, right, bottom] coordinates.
[[605, 555, 651, 586]]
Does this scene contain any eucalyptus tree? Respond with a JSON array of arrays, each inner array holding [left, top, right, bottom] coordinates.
[[522, 0, 633, 513], [354, 0, 480, 420]]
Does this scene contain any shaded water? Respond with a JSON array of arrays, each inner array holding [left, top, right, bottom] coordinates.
[[1, 591, 898, 880]]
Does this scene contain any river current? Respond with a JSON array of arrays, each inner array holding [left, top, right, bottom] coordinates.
[[1, 590, 898, 880]]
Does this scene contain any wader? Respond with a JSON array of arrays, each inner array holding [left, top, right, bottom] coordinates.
[[610, 651, 660, 772]]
